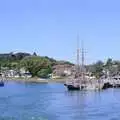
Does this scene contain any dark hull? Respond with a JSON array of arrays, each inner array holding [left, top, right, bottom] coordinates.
[[0, 82, 4, 87], [102, 82, 113, 89], [65, 84, 80, 91]]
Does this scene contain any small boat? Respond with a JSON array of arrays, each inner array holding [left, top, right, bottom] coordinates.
[[0, 73, 4, 87], [0, 80, 4, 87]]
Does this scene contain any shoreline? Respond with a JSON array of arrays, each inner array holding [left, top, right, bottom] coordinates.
[[4, 77, 67, 83]]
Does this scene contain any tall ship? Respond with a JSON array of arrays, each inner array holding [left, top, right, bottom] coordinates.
[[64, 36, 103, 91]]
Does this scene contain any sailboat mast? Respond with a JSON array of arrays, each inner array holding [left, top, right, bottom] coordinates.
[[81, 41, 84, 72], [81, 40, 85, 82], [77, 35, 80, 73]]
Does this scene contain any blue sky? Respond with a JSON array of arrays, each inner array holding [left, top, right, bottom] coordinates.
[[0, 0, 120, 64]]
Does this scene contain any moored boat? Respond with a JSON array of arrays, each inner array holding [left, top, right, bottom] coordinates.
[[0, 73, 4, 87], [64, 36, 102, 91], [64, 36, 87, 91], [0, 80, 4, 87]]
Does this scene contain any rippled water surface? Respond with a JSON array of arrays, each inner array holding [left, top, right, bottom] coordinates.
[[0, 82, 120, 120]]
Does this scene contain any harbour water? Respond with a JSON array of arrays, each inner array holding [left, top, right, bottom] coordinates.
[[0, 82, 120, 120]]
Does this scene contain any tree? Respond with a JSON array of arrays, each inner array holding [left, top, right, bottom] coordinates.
[[106, 58, 112, 66], [105, 58, 113, 70], [117, 62, 120, 73], [104, 58, 119, 76], [37, 66, 52, 78], [33, 52, 37, 56], [20, 56, 52, 77], [92, 61, 104, 79]]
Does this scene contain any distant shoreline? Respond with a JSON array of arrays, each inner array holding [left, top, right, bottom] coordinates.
[[4, 77, 67, 83]]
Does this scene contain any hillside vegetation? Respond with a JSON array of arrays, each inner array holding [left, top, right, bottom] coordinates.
[[1, 52, 119, 79], [86, 58, 120, 78], [0, 52, 73, 78]]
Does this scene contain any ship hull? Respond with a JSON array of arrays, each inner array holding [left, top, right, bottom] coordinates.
[[64, 84, 80, 91]]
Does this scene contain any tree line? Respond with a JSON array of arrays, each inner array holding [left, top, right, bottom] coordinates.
[[0, 52, 73, 78], [86, 58, 120, 79], [1, 52, 119, 79]]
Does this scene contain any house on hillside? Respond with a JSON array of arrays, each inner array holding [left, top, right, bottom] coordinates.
[[4, 69, 20, 78], [51, 64, 75, 78], [20, 68, 32, 78], [3, 68, 32, 78]]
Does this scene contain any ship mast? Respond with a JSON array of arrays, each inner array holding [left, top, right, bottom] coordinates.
[[76, 34, 86, 87], [76, 34, 80, 74], [81, 40, 85, 83]]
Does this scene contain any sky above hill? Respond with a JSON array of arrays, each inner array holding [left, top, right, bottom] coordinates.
[[0, 0, 120, 64]]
